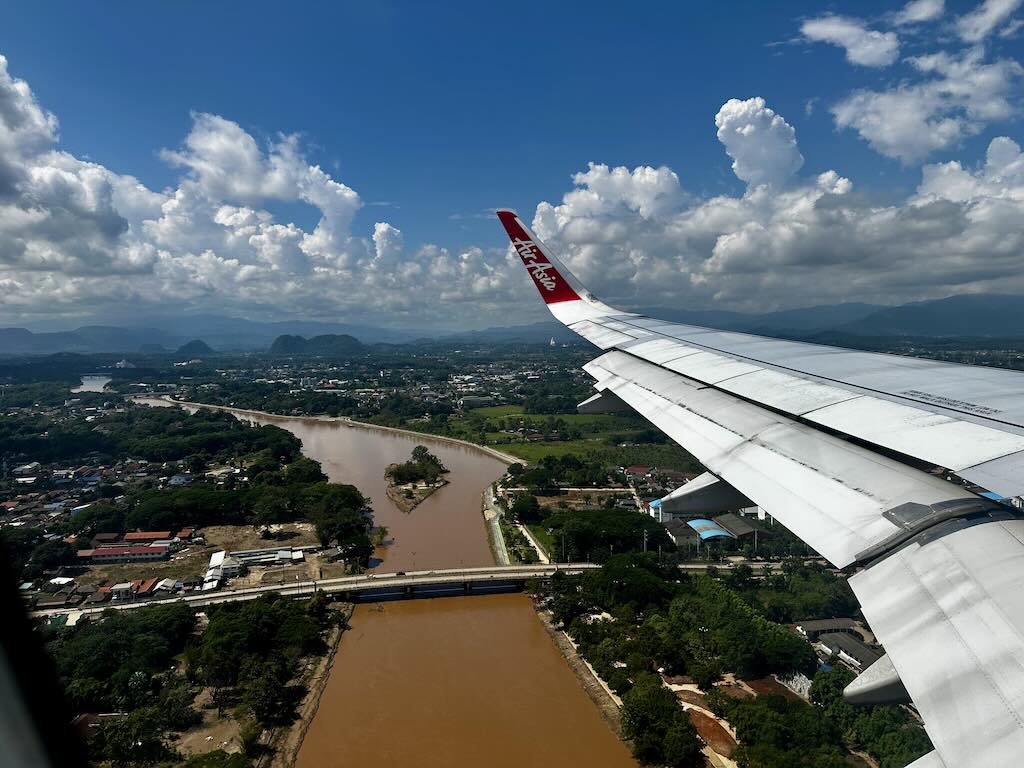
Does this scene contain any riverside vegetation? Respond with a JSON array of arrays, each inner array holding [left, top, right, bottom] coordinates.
[[540, 556, 932, 768]]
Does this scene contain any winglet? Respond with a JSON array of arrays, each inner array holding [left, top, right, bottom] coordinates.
[[496, 209, 582, 304]]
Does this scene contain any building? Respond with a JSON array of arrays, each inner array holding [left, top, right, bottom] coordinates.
[[663, 519, 700, 546], [123, 531, 174, 543], [77, 546, 170, 564], [109, 582, 135, 600], [796, 618, 859, 642], [686, 518, 738, 541], [817, 632, 882, 671]]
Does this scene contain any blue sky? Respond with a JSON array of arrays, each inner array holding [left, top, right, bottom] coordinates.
[[1, 1, 1024, 329]]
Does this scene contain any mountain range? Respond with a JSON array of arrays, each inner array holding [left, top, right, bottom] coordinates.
[[2, 294, 1023, 355]]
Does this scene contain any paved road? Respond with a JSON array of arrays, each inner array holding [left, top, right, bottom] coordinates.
[[34, 560, 791, 619]]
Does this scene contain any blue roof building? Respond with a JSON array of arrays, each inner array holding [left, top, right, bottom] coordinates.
[[686, 518, 738, 541]]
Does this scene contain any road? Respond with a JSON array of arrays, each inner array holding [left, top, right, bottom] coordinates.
[[35, 560, 790, 619]]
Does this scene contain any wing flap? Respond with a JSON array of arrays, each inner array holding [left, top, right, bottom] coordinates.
[[851, 519, 1024, 766], [586, 351, 980, 568]]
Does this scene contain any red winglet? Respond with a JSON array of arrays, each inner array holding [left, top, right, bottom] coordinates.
[[496, 210, 581, 304]]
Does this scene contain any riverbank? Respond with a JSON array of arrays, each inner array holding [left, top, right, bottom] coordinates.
[[267, 603, 353, 768], [133, 395, 522, 465], [385, 478, 448, 513], [534, 607, 626, 739]]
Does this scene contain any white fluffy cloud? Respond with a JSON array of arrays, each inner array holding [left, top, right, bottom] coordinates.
[[832, 48, 1022, 163], [801, 2, 1023, 164], [957, 0, 1023, 42], [800, 15, 900, 67], [715, 98, 804, 188], [4, 52, 1024, 330], [529, 96, 1024, 312], [894, 0, 945, 25]]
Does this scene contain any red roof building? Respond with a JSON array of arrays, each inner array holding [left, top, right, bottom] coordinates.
[[123, 531, 173, 542]]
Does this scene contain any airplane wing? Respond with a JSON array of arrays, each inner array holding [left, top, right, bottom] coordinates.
[[498, 209, 1024, 768]]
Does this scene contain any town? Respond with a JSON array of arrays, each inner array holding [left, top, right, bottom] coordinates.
[[1, 342, 939, 768]]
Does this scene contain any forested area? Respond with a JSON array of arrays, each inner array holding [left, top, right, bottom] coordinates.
[[507, 453, 612, 489], [1, 406, 301, 467], [42, 594, 338, 766], [541, 556, 929, 768]]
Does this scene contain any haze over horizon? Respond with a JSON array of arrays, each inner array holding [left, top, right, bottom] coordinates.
[[2, 1, 1024, 332]]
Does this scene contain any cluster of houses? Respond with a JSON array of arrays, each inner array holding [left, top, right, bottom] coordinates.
[[6, 458, 185, 489], [25, 571, 208, 613]]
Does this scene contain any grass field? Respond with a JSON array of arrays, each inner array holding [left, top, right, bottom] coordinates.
[[414, 407, 702, 472]]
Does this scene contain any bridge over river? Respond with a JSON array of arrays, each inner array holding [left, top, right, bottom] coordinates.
[[33, 561, 788, 618]]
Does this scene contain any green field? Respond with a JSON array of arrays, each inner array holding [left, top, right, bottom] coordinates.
[[413, 407, 701, 472]]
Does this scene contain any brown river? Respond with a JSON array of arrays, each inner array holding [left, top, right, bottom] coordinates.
[[139, 400, 636, 767]]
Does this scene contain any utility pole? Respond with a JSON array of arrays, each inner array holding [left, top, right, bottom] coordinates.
[[642, 528, 648, 553]]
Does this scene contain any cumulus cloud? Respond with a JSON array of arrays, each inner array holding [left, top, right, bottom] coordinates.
[[894, 0, 945, 25], [801, 15, 900, 67], [529, 126, 1024, 312], [957, 0, 1023, 42], [0, 54, 532, 329], [832, 48, 1022, 163], [5, 52, 1024, 329], [715, 98, 803, 188]]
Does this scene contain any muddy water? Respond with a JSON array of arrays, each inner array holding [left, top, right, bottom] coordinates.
[[134, 400, 636, 767], [229, 413, 504, 572], [295, 595, 636, 768]]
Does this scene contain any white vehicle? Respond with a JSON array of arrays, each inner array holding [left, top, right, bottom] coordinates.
[[498, 208, 1024, 768]]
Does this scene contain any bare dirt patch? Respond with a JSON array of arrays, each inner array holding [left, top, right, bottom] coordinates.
[[175, 688, 242, 757], [385, 479, 447, 513], [676, 689, 710, 709], [688, 710, 737, 758], [716, 683, 754, 700], [206, 522, 318, 552], [744, 676, 803, 701]]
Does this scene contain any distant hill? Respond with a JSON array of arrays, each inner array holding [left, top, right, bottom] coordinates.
[[838, 294, 1024, 337], [268, 333, 365, 355], [176, 339, 215, 356], [9, 294, 1024, 355]]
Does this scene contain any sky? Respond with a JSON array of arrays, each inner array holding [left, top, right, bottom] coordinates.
[[1, 0, 1024, 331]]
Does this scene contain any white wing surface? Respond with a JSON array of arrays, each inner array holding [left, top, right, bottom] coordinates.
[[497, 209, 1024, 767]]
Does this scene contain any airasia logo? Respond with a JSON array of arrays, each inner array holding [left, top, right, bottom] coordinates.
[[512, 238, 558, 291]]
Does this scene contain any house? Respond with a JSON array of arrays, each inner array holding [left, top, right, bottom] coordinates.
[[624, 465, 652, 478], [91, 532, 121, 547], [796, 618, 859, 642], [13, 462, 41, 476], [84, 591, 110, 605], [109, 582, 135, 600]]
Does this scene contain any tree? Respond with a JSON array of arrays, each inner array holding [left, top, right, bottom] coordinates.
[[621, 673, 702, 766], [26, 539, 77, 576], [510, 493, 542, 524], [285, 456, 327, 485], [97, 706, 176, 766]]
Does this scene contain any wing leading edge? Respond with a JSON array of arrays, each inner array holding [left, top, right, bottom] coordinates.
[[497, 208, 1024, 767]]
